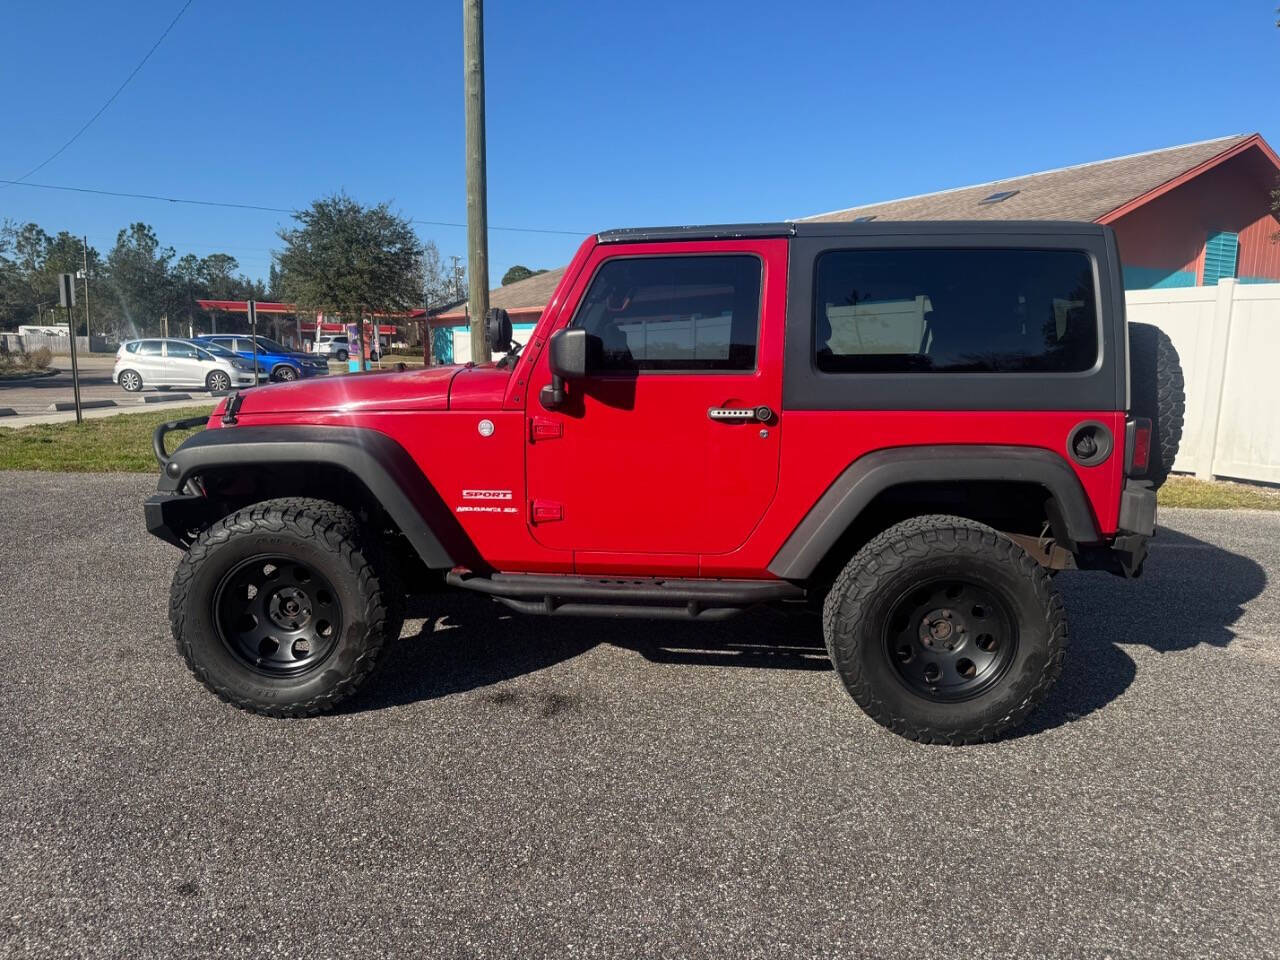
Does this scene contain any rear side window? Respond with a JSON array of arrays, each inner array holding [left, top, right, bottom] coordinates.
[[573, 255, 761, 371], [136, 340, 163, 356], [814, 248, 1098, 374]]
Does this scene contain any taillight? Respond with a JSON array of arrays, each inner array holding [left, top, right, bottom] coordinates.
[[1126, 417, 1152, 475]]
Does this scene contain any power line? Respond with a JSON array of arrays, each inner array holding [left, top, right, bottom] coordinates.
[[0, 177, 587, 236], [1, 0, 197, 190]]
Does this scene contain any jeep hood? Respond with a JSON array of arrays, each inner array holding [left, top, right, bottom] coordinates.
[[227, 365, 462, 415], [220, 363, 512, 416]]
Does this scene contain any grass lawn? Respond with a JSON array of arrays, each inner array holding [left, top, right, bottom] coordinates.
[[0, 406, 210, 472], [1158, 475, 1280, 511]]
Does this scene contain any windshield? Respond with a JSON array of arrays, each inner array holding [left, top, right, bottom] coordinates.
[[199, 340, 238, 358], [251, 336, 290, 353]]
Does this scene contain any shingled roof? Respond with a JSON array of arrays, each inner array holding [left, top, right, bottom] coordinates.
[[800, 134, 1254, 223], [431, 265, 568, 322]]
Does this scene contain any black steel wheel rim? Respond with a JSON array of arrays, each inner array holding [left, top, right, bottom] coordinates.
[[883, 578, 1018, 702], [214, 555, 343, 676]]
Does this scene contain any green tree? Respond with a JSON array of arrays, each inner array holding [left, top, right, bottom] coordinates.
[[0, 222, 101, 333], [275, 194, 423, 368], [501, 264, 546, 286], [103, 223, 181, 340], [0, 220, 28, 330]]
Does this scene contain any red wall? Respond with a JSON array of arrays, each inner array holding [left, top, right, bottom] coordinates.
[[1109, 147, 1280, 284]]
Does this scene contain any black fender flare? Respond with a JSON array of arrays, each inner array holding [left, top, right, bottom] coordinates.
[[767, 445, 1102, 580], [145, 424, 462, 569]]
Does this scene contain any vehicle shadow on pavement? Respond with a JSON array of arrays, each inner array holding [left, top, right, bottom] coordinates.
[[346, 592, 600, 712], [606, 607, 830, 671], [350, 526, 1266, 733], [1019, 526, 1267, 736], [346, 594, 827, 713]]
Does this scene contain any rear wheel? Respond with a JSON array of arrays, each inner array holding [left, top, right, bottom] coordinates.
[[206, 370, 231, 393], [118, 369, 143, 392], [823, 515, 1067, 745], [336, 349, 348, 362], [170, 498, 393, 717], [273, 365, 299, 382]]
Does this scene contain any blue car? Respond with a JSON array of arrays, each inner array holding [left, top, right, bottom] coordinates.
[[196, 334, 329, 382]]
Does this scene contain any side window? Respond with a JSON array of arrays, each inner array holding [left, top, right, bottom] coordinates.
[[167, 341, 197, 359], [814, 248, 1099, 374], [572, 255, 760, 371], [136, 340, 163, 356], [124, 341, 139, 353], [193, 347, 216, 362]]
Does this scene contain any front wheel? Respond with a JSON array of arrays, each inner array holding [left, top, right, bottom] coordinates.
[[335, 350, 348, 362], [169, 498, 392, 717], [206, 370, 231, 393], [823, 515, 1067, 745]]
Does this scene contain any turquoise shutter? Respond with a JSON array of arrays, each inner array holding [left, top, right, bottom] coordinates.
[[1203, 231, 1239, 286]]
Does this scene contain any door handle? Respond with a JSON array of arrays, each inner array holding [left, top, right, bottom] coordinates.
[[708, 405, 774, 423]]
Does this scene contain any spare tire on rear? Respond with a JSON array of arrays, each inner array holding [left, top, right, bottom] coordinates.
[[1128, 322, 1185, 489]]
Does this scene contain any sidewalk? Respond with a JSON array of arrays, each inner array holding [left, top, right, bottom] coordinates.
[[0, 396, 218, 428]]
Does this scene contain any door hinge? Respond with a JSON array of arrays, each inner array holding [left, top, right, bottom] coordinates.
[[530, 499, 564, 523], [530, 417, 563, 442]]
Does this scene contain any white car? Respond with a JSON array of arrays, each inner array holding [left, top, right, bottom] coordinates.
[[114, 338, 261, 393], [313, 334, 380, 362]]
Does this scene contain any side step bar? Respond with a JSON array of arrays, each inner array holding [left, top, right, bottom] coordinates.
[[446, 570, 805, 620]]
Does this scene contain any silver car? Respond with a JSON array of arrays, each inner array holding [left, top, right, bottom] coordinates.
[[114, 338, 261, 393]]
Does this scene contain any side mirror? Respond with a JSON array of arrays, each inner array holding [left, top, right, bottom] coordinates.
[[541, 328, 589, 408], [485, 308, 512, 354]]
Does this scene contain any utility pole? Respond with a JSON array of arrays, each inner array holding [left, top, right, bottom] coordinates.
[[463, 0, 491, 363], [81, 237, 91, 351]]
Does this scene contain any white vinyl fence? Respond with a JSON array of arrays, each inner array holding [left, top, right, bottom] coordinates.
[[18, 333, 113, 354], [1127, 279, 1280, 484]]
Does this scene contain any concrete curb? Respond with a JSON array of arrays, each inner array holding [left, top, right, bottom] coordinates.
[[0, 407, 16, 417], [140, 393, 193, 404], [47, 399, 119, 412]]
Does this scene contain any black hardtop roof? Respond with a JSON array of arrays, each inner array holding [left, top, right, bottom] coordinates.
[[595, 221, 1108, 243]]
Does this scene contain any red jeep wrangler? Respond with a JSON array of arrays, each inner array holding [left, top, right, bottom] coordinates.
[[146, 222, 1183, 744]]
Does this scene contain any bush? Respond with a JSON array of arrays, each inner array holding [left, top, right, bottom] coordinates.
[[30, 346, 53, 370]]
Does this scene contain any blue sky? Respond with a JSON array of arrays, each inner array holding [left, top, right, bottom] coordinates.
[[2, 0, 1276, 287]]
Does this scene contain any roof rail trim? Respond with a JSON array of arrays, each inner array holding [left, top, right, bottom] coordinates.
[[596, 223, 796, 244]]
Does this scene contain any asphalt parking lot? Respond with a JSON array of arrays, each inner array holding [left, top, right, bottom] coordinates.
[[0, 356, 123, 415], [2, 471, 1278, 959]]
